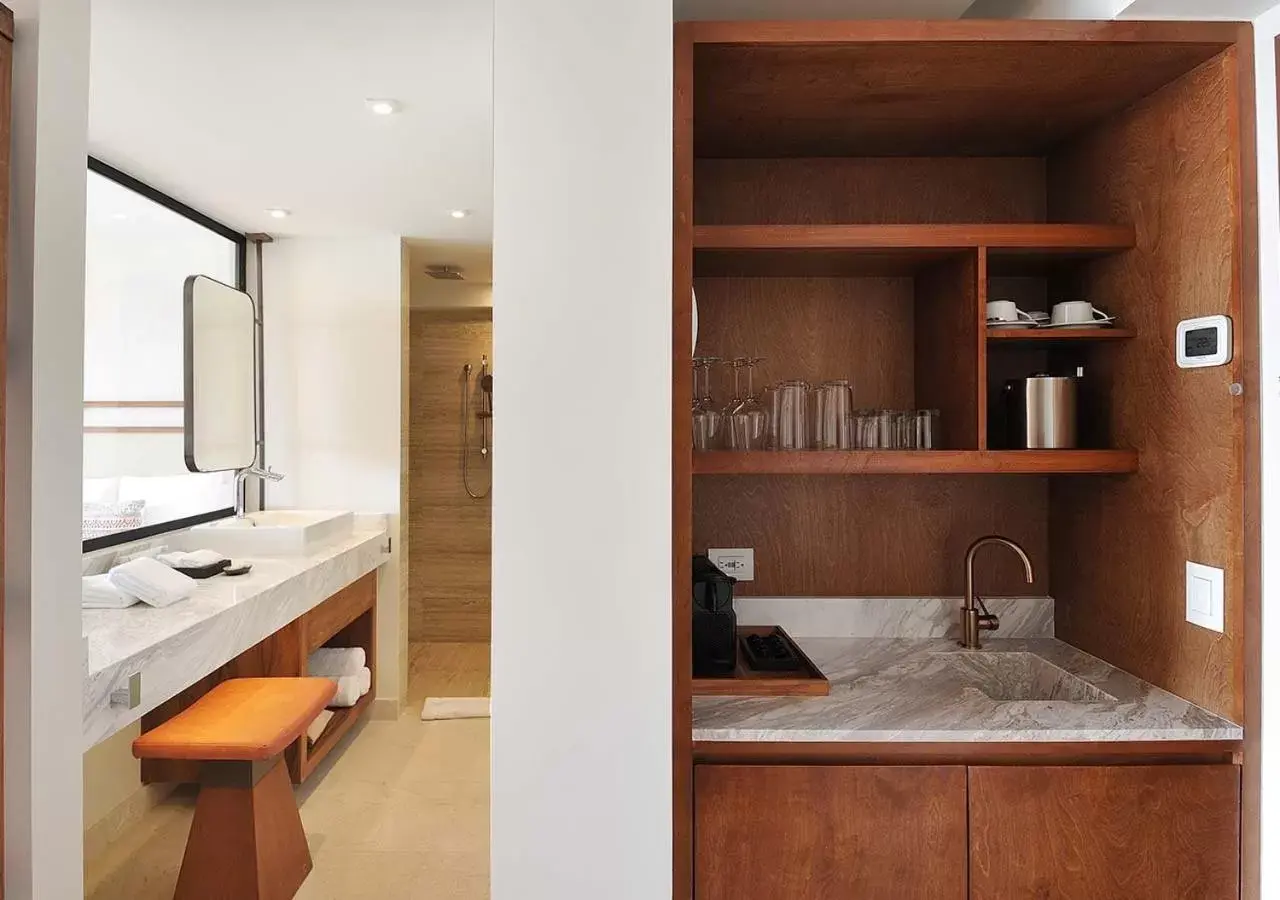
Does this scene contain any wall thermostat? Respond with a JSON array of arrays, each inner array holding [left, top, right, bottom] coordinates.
[[1176, 315, 1232, 369]]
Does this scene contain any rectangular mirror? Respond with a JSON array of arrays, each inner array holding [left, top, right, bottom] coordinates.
[[184, 274, 257, 472]]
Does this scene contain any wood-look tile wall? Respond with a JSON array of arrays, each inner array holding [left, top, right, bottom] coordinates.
[[407, 309, 492, 643]]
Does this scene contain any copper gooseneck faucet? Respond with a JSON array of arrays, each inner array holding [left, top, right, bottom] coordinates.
[[961, 535, 1035, 650]]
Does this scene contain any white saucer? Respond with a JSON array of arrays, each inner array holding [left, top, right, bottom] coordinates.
[[987, 320, 1036, 330], [1039, 318, 1116, 330]]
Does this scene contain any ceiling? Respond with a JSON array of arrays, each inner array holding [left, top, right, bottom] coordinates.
[[88, 0, 493, 242], [677, 0, 975, 17]]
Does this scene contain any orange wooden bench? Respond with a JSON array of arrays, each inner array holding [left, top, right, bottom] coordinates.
[[134, 677, 337, 900]]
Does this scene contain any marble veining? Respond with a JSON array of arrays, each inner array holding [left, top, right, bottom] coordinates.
[[83, 528, 390, 748], [732, 596, 1054, 639], [693, 638, 1242, 743]]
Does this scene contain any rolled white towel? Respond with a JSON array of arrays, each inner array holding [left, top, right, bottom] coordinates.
[[308, 647, 366, 678], [307, 709, 335, 744], [82, 574, 139, 609], [327, 673, 364, 708], [358, 666, 372, 697], [108, 558, 196, 609]]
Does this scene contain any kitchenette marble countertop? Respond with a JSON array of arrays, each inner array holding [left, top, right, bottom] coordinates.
[[82, 527, 390, 748], [692, 637, 1242, 743]]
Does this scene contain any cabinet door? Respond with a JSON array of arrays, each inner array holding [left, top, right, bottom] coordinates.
[[694, 764, 967, 900], [969, 765, 1239, 900]]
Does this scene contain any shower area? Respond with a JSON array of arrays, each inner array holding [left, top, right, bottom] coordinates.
[[405, 244, 493, 705]]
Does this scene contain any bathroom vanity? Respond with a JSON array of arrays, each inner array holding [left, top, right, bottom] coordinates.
[[82, 518, 390, 782], [672, 19, 1259, 900]]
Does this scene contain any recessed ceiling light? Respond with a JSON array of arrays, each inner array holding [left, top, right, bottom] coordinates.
[[366, 98, 401, 116], [449, 209, 470, 219], [267, 208, 290, 219]]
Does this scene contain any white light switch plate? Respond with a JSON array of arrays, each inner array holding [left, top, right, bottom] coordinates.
[[1185, 561, 1224, 633], [707, 548, 754, 582]]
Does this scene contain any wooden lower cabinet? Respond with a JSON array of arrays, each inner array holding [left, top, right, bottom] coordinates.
[[695, 763, 1240, 900], [694, 765, 968, 899], [969, 765, 1240, 900]]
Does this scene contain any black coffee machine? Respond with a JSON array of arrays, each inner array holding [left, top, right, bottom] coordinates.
[[693, 555, 737, 676]]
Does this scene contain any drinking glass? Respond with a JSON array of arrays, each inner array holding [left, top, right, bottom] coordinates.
[[875, 409, 897, 449], [692, 357, 722, 451], [896, 411, 916, 450], [772, 380, 811, 450], [915, 409, 941, 450], [726, 358, 768, 450], [816, 380, 854, 449]]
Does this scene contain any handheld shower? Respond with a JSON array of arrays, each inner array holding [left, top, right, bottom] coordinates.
[[462, 356, 492, 499]]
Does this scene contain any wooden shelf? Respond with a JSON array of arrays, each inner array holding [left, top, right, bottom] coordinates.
[[987, 327, 1136, 343], [693, 224, 1134, 277], [300, 691, 374, 781], [692, 450, 1138, 476]]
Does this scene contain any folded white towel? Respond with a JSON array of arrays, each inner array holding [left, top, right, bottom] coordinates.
[[157, 549, 226, 569], [420, 697, 490, 721], [309, 647, 366, 678], [307, 709, 335, 744], [109, 557, 196, 609], [81, 574, 139, 609]]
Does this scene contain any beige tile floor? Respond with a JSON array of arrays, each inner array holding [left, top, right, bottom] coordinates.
[[85, 643, 491, 900]]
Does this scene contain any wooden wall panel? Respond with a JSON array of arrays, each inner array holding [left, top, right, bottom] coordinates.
[[695, 157, 1045, 225], [694, 475, 1048, 597], [1046, 53, 1242, 719], [694, 276, 915, 409], [915, 255, 980, 450], [407, 309, 492, 643]]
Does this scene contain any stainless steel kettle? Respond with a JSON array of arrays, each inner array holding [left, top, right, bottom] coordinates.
[[1005, 374, 1077, 449]]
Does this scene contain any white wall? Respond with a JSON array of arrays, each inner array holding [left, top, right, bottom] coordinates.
[[490, 1, 672, 897], [1254, 10, 1280, 895], [5, 1, 92, 897], [262, 235, 406, 706]]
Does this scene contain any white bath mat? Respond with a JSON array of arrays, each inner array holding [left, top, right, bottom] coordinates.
[[421, 696, 490, 721]]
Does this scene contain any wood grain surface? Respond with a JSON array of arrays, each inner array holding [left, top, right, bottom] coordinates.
[[693, 37, 1228, 156], [694, 475, 1048, 597], [173, 759, 313, 900], [694, 157, 1046, 225], [133, 678, 335, 761], [692, 450, 1138, 475], [0, 28, 11, 890], [673, 24, 695, 900], [916, 254, 979, 449], [407, 309, 492, 643], [969, 765, 1240, 900], [1047, 52, 1242, 720], [695, 765, 967, 900]]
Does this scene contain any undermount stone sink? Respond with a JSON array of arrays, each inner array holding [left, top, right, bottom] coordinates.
[[188, 509, 354, 557], [944, 652, 1117, 703]]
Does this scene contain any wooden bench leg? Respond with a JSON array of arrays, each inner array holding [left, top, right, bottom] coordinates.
[[174, 757, 313, 900]]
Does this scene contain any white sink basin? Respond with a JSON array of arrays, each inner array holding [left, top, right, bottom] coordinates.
[[188, 510, 354, 557]]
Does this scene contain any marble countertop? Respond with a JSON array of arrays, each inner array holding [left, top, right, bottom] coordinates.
[[83, 528, 390, 748], [692, 637, 1242, 743]]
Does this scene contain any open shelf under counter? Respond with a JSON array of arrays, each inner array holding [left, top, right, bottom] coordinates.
[[693, 223, 1135, 277], [693, 449, 1139, 476]]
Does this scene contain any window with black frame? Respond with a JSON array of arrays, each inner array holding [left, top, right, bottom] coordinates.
[[82, 159, 248, 550]]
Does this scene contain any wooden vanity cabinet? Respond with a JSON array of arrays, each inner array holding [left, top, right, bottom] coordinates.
[[969, 765, 1240, 900], [694, 765, 967, 899], [695, 762, 1240, 900]]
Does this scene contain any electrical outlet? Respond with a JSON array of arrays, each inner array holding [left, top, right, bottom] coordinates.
[[1185, 561, 1224, 633], [707, 548, 754, 582]]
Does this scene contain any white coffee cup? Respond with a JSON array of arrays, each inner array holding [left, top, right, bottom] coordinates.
[[986, 300, 1034, 323], [1051, 301, 1110, 325]]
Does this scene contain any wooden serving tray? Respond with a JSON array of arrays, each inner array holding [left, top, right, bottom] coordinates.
[[693, 625, 830, 697]]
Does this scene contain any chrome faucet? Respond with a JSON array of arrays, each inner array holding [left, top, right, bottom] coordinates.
[[962, 535, 1035, 650], [234, 464, 284, 518]]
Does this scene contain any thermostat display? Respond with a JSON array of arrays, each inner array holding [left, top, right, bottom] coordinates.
[[1177, 315, 1232, 369]]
